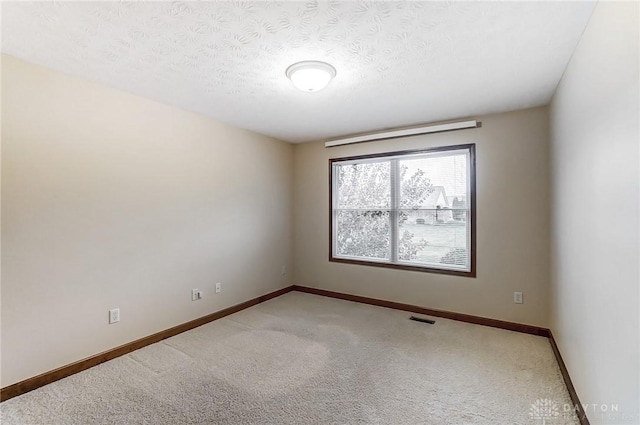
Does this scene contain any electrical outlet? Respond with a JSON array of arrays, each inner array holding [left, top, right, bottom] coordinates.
[[109, 308, 120, 324], [281, 265, 287, 276], [215, 282, 221, 293], [192, 289, 203, 301], [513, 292, 523, 304]]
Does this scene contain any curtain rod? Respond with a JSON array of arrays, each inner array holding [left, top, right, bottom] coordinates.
[[324, 119, 480, 148]]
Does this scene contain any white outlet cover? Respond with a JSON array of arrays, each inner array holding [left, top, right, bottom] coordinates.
[[109, 308, 120, 324], [215, 283, 221, 293], [192, 289, 201, 301], [513, 292, 524, 304]]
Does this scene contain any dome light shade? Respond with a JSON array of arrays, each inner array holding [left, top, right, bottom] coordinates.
[[286, 61, 336, 92]]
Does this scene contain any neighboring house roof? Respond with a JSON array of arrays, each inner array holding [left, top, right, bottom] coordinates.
[[423, 186, 449, 208]]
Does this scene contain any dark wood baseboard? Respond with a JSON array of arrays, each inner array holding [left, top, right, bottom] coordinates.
[[548, 331, 591, 425], [293, 285, 550, 337], [0, 285, 294, 402]]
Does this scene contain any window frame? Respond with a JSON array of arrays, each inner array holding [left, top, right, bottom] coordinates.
[[329, 143, 476, 277]]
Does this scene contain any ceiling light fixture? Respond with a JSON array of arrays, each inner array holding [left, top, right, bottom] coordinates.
[[286, 60, 336, 92]]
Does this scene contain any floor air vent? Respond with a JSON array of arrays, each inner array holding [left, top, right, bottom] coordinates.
[[410, 316, 435, 324]]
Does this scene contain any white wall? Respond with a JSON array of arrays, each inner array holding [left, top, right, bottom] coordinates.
[[293, 107, 551, 327], [549, 1, 639, 424], [1, 55, 293, 387]]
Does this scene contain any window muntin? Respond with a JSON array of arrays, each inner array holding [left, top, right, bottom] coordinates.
[[330, 144, 475, 276]]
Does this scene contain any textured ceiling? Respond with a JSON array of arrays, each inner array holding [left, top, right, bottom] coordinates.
[[1, 1, 596, 143]]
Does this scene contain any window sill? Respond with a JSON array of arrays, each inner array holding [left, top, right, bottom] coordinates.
[[329, 256, 476, 277]]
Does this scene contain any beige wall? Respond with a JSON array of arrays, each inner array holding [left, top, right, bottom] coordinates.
[[549, 2, 639, 424], [1, 55, 293, 387], [293, 107, 550, 327]]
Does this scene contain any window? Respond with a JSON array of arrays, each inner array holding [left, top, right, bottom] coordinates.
[[330, 144, 475, 276]]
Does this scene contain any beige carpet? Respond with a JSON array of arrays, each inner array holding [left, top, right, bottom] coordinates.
[[1, 292, 578, 424]]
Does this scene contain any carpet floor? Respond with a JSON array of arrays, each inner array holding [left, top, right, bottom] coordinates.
[[1, 292, 578, 424]]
